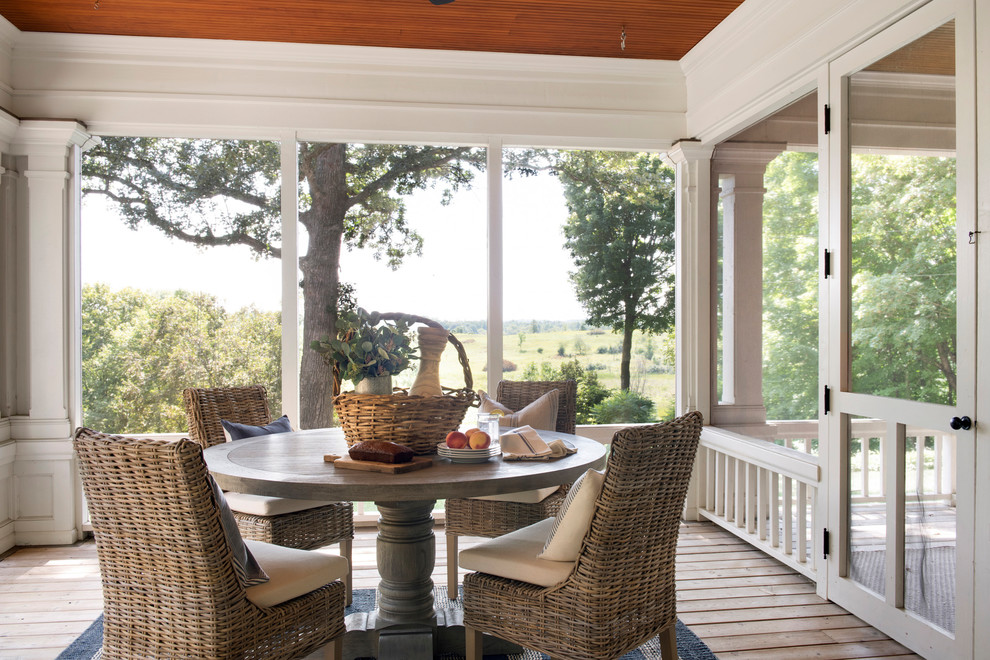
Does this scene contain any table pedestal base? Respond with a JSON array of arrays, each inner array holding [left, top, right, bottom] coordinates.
[[342, 609, 522, 660], [338, 499, 520, 659]]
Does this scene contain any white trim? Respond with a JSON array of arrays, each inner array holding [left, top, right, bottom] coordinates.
[[973, 0, 990, 653], [683, 0, 929, 145], [701, 426, 820, 483], [486, 139, 503, 389], [279, 135, 300, 424]]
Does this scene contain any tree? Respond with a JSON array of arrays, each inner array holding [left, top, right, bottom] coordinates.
[[555, 152, 676, 390], [84, 138, 484, 428], [81, 284, 281, 433], [848, 154, 956, 405], [759, 151, 956, 418], [761, 151, 820, 420], [521, 358, 610, 424]]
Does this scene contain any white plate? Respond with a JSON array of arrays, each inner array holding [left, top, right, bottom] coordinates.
[[438, 443, 500, 455], [437, 443, 501, 462], [443, 453, 499, 464]]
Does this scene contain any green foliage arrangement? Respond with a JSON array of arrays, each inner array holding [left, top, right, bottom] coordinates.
[[592, 389, 656, 424], [311, 308, 418, 385], [522, 358, 612, 425]]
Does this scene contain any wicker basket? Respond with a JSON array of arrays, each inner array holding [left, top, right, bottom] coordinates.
[[332, 313, 477, 455]]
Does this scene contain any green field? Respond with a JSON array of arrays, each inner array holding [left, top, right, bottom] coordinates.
[[393, 326, 676, 422]]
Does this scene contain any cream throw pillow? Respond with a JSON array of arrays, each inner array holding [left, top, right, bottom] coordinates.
[[537, 468, 605, 562], [479, 389, 559, 431]]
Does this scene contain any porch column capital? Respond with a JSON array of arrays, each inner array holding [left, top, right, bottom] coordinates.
[[667, 139, 714, 165]]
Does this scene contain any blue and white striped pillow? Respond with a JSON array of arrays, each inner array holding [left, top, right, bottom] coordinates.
[[538, 468, 605, 562], [207, 474, 270, 587]]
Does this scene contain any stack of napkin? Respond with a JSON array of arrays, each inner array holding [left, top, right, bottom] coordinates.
[[499, 425, 577, 461]]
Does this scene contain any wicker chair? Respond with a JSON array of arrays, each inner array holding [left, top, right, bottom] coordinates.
[[74, 428, 346, 660], [183, 385, 354, 602], [445, 379, 577, 595], [462, 410, 704, 660]]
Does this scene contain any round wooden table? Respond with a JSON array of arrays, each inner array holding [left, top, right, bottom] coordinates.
[[203, 428, 607, 659]]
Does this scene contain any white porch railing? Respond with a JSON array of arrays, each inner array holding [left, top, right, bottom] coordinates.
[[694, 419, 957, 580], [696, 424, 821, 578]]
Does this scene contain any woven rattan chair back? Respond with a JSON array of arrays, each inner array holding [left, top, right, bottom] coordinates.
[[445, 379, 579, 595], [73, 428, 344, 660], [183, 385, 272, 449], [463, 410, 704, 660], [495, 379, 577, 433]]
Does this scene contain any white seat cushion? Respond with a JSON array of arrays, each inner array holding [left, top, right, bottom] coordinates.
[[244, 540, 348, 608], [224, 492, 337, 516], [458, 518, 574, 588], [470, 486, 560, 503]]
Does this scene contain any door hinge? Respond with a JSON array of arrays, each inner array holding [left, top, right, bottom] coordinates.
[[823, 528, 831, 559], [824, 248, 831, 278], [824, 385, 831, 414], [824, 105, 831, 134]]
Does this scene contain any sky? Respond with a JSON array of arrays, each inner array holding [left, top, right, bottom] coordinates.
[[81, 171, 586, 322]]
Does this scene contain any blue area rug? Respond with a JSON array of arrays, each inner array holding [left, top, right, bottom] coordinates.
[[58, 587, 717, 660]]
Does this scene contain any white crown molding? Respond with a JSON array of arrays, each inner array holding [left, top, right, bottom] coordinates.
[[8, 29, 685, 146], [15, 30, 682, 85]]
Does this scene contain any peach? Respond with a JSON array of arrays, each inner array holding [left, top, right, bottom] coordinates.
[[445, 431, 469, 449], [464, 427, 481, 438], [468, 430, 491, 449]]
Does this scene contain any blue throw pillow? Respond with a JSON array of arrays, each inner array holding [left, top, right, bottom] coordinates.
[[220, 414, 292, 441], [206, 473, 270, 588]]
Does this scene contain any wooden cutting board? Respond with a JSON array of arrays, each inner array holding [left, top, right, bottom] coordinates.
[[331, 454, 433, 473]]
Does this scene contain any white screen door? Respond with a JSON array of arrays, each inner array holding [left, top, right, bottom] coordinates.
[[824, 1, 976, 657]]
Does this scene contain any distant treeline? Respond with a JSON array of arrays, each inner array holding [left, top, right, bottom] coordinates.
[[441, 319, 598, 335]]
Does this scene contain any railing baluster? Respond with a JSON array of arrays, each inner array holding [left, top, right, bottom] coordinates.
[[715, 452, 725, 516], [756, 468, 770, 541], [697, 446, 709, 511], [746, 462, 757, 533], [861, 435, 869, 498], [734, 458, 744, 528], [783, 476, 793, 557], [934, 435, 943, 495], [770, 471, 780, 548], [915, 434, 925, 495], [726, 456, 736, 522], [797, 481, 808, 564], [880, 433, 887, 496]]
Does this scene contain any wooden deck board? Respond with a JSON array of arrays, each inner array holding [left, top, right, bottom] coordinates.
[[0, 520, 923, 659]]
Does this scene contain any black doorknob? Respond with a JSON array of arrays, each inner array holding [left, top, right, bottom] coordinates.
[[949, 416, 972, 431]]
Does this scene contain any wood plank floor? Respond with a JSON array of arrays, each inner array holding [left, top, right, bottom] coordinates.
[[0, 520, 923, 659]]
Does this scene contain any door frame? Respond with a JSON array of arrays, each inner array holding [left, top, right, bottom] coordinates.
[[822, 0, 977, 657]]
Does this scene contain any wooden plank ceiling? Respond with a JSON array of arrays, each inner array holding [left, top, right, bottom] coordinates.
[[0, 0, 745, 60]]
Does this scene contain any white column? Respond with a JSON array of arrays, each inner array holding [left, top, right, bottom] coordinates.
[[486, 139, 503, 390], [710, 142, 783, 431], [668, 140, 713, 420], [0, 109, 20, 553], [7, 120, 93, 549], [668, 139, 714, 522], [280, 134, 300, 424]]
